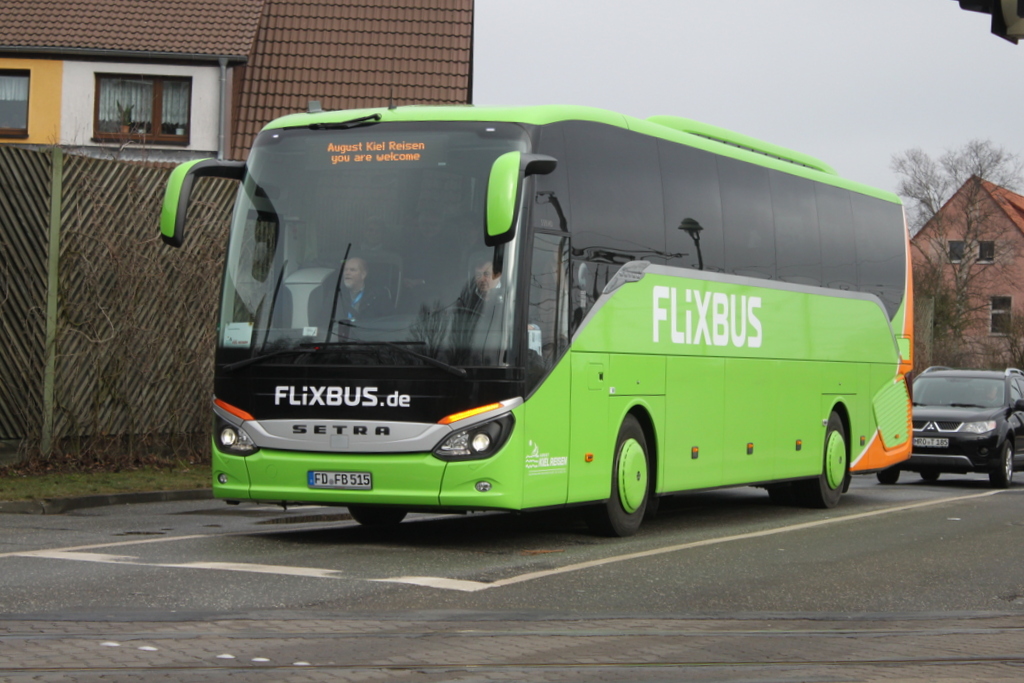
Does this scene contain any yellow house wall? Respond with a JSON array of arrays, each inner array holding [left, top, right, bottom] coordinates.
[[0, 57, 62, 145]]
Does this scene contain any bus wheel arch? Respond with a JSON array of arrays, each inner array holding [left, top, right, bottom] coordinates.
[[585, 410, 654, 537]]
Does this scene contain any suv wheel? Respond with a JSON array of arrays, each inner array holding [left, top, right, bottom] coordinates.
[[876, 467, 900, 485], [989, 440, 1014, 489]]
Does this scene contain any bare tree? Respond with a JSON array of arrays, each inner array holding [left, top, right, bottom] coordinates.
[[892, 140, 1024, 368]]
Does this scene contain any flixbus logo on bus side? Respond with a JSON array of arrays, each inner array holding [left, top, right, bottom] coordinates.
[[273, 386, 412, 407], [652, 286, 763, 348]]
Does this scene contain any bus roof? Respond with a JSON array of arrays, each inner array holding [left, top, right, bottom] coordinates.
[[263, 104, 901, 204]]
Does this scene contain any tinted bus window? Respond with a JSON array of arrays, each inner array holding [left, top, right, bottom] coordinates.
[[660, 140, 725, 273], [718, 157, 775, 280], [815, 184, 857, 291], [770, 170, 821, 287], [562, 122, 665, 265], [850, 193, 906, 317], [531, 123, 571, 233]]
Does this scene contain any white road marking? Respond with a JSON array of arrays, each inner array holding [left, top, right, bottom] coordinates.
[[375, 490, 1005, 592], [4, 490, 1005, 591], [11, 550, 347, 579], [373, 576, 493, 592], [0, 534, 213, 560]]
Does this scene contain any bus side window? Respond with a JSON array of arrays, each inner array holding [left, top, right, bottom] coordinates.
[[660, 141, 724, 273], [850, 193, 906, 318], [561, 121, 665, 266], [718, 157, 776, 280], [531, 123, 571, 232], [816, 184, 857, 292], [770, 170, 822, 287], [527, 233, 570, 393]]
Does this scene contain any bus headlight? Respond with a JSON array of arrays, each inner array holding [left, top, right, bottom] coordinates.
[[433, 415, 514, 461], [215, 418, 259, 456]]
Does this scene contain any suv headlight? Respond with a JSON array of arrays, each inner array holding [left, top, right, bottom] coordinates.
[[433, 415, 514, 461], [214, 417, 259, 455], [961, 420, 997, 434]]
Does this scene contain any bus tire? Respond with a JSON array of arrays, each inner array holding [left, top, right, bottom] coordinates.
[[586, 415, 649, 537], [347, 505, 407, 527], [794, 411, 846, 509], [766, 483, 796, 505]]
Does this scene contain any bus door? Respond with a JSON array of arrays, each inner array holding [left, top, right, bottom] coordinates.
[[522, 233, 571, 508]]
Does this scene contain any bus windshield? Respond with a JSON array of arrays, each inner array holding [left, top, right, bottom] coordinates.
[[219, 121, 530, 370]]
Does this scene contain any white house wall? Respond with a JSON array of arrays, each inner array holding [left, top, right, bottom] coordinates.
[[60, 61, 222, 155]]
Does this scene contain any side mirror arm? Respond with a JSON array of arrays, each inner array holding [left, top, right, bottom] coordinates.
[[160, 159, 244, 247]]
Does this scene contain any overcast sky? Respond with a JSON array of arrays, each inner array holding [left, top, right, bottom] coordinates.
[[473, 0, 1024, 196]]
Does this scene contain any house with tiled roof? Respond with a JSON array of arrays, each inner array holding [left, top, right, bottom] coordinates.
[[911, 176, 1024, 367], [0, 0, 473, 163]]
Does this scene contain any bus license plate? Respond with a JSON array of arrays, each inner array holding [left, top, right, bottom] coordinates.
[[913, 437, 948, 448], [308, 471, 372, 490]]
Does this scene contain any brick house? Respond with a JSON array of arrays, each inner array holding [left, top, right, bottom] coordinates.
[[911, 176, 1024, 368], [0, 0, 473, 163]]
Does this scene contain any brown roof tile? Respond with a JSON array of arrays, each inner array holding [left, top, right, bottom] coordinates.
[[230, 0, 473, 158], [0, 0, 264, 58]]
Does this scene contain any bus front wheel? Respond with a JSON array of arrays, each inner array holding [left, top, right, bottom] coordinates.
[[794, 411, 846, 509], [347, 505, 407, 527], [586, 415, 649, 537]]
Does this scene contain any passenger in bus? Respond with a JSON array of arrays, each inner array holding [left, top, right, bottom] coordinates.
[[450, 256, 505, 363], [336, 257, 391, 322], [456, 257, 502, 315]]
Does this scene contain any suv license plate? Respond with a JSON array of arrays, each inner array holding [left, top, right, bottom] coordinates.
[[308, 471, 372, 490], [913, 437, 949, 448]]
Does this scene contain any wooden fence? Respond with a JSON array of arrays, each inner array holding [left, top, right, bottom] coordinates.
[[0, 146, 236, 458]]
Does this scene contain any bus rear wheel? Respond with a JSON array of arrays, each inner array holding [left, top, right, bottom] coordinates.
[[586, 415, 649, 537], [794, 411, 846, 509], [347, 505, 407, 527]]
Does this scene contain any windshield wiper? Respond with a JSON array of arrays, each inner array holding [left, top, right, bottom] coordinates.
[[316, 340, 467, 378], [308, 113, 382, 131], [948, 403, 986, 408]]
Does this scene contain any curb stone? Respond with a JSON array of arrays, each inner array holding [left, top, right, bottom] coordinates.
[[0, 489, 213, 515]]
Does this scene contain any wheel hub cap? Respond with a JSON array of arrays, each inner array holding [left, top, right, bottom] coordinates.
[[618, 438, 647, 514], [825, 430, 845, 490]]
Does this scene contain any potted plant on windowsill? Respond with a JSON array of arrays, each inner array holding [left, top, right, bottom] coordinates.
[[116, 101, 134, 134]]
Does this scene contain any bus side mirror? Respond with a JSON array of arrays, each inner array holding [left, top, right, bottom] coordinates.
[[160, 159, 244, 247], [485, 152, 557, 246]]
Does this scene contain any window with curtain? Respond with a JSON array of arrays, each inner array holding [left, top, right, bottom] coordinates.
[[94, 74, 191, 143], [0, 70, 30, 137]]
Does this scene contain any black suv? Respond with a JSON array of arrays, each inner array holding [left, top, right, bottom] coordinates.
[[877, 367, 1024, 488]]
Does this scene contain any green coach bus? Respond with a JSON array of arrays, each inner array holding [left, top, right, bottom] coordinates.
[[161, 105, 913, 536]]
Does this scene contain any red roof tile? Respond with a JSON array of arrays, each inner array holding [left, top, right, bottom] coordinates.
[[0, 0, 264, 58]]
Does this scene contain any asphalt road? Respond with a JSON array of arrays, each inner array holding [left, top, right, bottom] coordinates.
[[2, 473, 1024, 681]]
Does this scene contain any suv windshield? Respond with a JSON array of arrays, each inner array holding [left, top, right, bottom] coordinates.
[[218, 121, 530, 369], [913, 376, 1005, 409]]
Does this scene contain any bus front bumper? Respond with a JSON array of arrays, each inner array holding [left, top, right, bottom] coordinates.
[[212, 443, 524, 511]]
